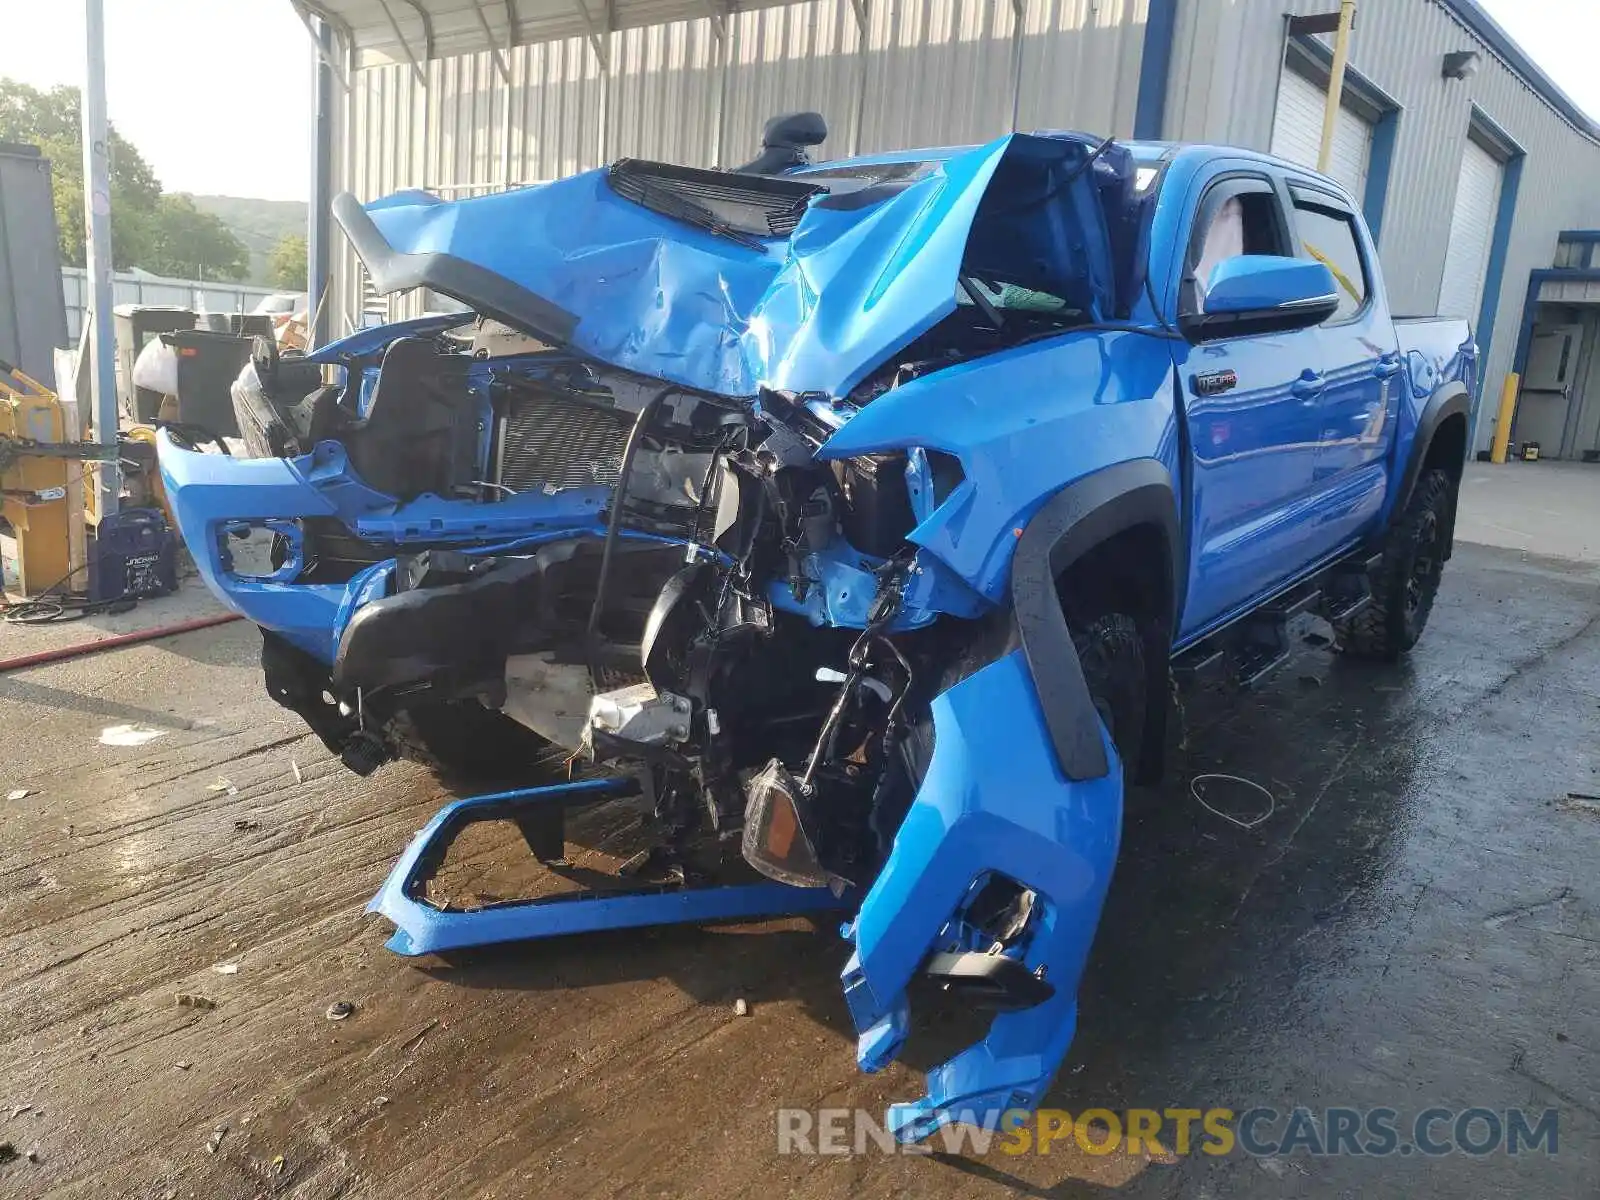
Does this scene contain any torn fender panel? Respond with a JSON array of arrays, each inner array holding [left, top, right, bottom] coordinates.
[[816, 332, 1182, 601], [336, 134, 1123, 399], [839, 648, 1122, 1141], [305, 313, 473, 366]]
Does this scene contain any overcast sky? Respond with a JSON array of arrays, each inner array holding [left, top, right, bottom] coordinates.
[[0, 0, 1594, 203]]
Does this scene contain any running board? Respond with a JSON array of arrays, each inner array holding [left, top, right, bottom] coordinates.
[[1174, 557, 1372, 692], [367, 777, 845, 956]]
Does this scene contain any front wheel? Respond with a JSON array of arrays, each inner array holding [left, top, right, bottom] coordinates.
[[1071, 612, 1147, 770], [1335, 467, 1456, 660]]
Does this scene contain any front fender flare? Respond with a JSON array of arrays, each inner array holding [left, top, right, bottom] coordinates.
[[1011, 459, 1182, 781]]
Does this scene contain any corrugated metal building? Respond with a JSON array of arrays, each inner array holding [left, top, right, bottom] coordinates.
[[302, 0, 1600, 453]]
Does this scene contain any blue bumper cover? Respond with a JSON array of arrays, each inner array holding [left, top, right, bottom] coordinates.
[[363, 648, 1121, 1142], [157, 433, 397, 661], [367, 777, 845, 956], [157, 432, 683, 663]]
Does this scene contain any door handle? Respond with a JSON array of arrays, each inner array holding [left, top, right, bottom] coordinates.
[[1291, 370, 1325, 400], [1374, 354, 1403, 380]]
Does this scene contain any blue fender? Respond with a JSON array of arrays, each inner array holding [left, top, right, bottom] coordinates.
[[840, 648, 1122, 1142]]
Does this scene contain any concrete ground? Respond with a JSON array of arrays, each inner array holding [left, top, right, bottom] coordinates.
[[0, 477, 1597, 1198], [1457, 458, 1600, 564], [0, 573, 233, 662]]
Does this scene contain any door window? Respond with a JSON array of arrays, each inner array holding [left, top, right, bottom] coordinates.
[[1289, 192, 1369, 321], [1187, 178, 1289, 299]]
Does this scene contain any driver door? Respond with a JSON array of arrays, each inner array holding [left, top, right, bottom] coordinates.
[[1176, 168, 1327, 637]]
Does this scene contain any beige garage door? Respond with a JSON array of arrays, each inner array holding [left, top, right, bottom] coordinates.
[[1436, 138, 1504, 322], [1270, 66, 1372, 200]]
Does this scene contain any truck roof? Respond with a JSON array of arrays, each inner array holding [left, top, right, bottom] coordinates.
[[797, 136, 1351, 198]]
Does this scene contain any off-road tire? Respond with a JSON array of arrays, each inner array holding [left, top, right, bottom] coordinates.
[[1335, 467, 1454, 661], [386, 700, 564, 784], [1071, 612, 1147, 769]]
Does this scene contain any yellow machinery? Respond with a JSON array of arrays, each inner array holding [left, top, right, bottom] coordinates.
[[1490, 374, 1520, 465], [81, 423, 171, 529], [0, 358, 77, 598], [1, 357, 182, 602]]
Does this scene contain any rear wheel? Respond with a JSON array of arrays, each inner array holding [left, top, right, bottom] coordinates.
[[1071, 612, 1147, 770], [1335, 467, 1454, 660]]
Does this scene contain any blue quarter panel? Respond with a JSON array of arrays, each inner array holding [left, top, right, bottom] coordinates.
[[1382, 321, 1478, 525]]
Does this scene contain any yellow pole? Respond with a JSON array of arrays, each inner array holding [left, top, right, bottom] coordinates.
[[1490, 373, 1519, 464], [1317, 0, 1358, 175]]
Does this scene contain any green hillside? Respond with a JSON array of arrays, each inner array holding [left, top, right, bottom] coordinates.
[[187, 194, 307, 285]]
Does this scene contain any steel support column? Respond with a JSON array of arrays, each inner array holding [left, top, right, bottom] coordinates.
[[81, 0, 118, 517], [1008, 0, 1026, 132], [309, 15, 335, 348], [849, 0, 869, 156]]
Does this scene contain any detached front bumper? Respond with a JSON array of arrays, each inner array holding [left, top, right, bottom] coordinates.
[[157, 433, 397, 661], [368, 776, 846, 955], [157, 432, 634, 665]]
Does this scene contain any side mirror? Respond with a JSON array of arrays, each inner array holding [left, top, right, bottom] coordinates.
[[1183, 255, 1340, 339]]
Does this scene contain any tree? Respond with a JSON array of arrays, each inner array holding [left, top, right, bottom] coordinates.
[[269, 232, 308, 291], [0, 78, 162, 269], [141, 194, 250, 280]]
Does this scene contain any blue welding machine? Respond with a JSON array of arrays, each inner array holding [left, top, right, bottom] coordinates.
[[88, 508, 178, 602]]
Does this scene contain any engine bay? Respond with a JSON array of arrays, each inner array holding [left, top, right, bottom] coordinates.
[[231, 321, 1013, 896]]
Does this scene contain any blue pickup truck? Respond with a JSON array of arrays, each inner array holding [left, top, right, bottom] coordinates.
[[158, 117, 1474, 1140]]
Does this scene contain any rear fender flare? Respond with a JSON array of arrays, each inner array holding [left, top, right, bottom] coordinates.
[[1393, 383, 1469, 516], [1387, 382, 1469, 558], [1010, 459, 1182, 782]]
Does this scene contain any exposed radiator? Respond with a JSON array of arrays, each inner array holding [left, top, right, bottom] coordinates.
[[494, 391, 631, 494]]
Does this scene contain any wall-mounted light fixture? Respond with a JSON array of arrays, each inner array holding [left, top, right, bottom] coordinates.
[[1442, 50, 1483, 80]]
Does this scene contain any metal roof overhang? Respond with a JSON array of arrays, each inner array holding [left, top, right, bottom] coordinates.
[[292, 0, 785, 73], [295, 0, 1598, 144]]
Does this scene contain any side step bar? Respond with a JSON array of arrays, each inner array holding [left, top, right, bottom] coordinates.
[[1171, 551, 1381, 692]]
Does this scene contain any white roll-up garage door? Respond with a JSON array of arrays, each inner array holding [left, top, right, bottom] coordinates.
[[1436, 139, 1504, 321], [1270, 66, 1372, 200]]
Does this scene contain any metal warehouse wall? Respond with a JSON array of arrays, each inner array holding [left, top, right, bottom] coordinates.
[[329, 0, 1600, 453], [1165, 0, 1600, 447], [328, 0, 1153, 331]]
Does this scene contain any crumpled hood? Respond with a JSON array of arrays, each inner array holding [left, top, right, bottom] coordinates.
[[331, 133, 1136, 398]]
